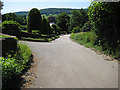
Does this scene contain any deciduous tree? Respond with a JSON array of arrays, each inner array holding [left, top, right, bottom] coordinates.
[[56, 12, 70, 33], [70, 10, 82, 30]]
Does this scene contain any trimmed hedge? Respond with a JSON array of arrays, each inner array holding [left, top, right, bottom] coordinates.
[[0, 42, 32, 89], [2, 37, 17, 57], [20, 32, 40, 38], [2, 20, 21, 37], [20, 25, 27, 30]]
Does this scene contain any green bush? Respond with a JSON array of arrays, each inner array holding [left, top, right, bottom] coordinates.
[[2, 38, 17, 57], [32, 30, 40, 35], [2, 20, 20, 30], [51, 24, 58, 34], [1, 56, 21, 88], [27, 8, 42, 33], [81, 21, 93, 32], [88, 2, 120, 60], [14, 42, 32, 63], [57, 26, 62, 34], [2, 20, 21, 37], [72, 26, 81, 33], [71, 32, 98, 47], [20, 25, 27, 30], [60, 31, 67, 34], [50, 26, 56, 34], [0, 42, 32, 89], [41, 17, 50, 35]]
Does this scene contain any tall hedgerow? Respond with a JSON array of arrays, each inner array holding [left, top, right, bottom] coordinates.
[[27, 8, 42, 33]]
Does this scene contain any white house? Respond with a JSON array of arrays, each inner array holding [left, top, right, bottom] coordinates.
[[50, 22, 55, 26]]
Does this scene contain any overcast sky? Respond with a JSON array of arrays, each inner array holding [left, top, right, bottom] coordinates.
[[1, 0, 91, 14]]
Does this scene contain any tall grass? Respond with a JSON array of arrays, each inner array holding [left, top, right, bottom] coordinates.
[[71, 31, 98, 48]]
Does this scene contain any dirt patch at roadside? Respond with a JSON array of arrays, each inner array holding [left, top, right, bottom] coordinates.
[[89, 47, 118, 62], [21, 52, 38, 88]]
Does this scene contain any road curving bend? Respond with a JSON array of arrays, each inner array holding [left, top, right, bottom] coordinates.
[[25, 34, 118, 88]]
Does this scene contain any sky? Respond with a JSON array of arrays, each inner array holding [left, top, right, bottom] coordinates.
[[1, 0, 91, 14]]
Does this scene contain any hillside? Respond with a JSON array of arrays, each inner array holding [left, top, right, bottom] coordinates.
[[40, 8, 79, 16], [15, 11, 28, 16], [15, 8, 87, 16]]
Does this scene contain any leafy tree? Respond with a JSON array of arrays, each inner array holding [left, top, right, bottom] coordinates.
[[2, 13, 18, 22], [27, 8, 42, 33], [41, 17, 50, 34], [56, 12, 70, 33], [17, 15, 27, 25], [50, 26, 55, 35], [88, 2, 120, 59], [40, 8, 74, 16], [81, 21, 94, 32], [70, 10, 82, 30], [2, 13, 27, 25], [22, 15, 27, 25], [51, 24, 58, 34], [47, 21, 52, 36], [80, 8, 88, 26]]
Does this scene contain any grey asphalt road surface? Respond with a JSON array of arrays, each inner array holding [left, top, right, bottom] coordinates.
[[25, 35, 118, 88]]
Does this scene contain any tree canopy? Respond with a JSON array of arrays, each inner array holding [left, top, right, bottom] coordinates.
[[2, 13, 27, 25], [70, 9, 88, 31], [88, 2, 120, 58], [70, 10, 82, 28], [27, 8, 42, 33], [56, 12, 70, 33], [41, 17, 50, 35]]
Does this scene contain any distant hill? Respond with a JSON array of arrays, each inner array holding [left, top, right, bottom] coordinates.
[[40, 8, 80, 16], [14, 8, 87, 16], [15, 11, 28, 16]]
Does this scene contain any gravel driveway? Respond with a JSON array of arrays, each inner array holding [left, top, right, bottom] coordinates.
[[25, 34, 118, 88]]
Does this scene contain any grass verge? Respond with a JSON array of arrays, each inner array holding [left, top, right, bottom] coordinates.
[[71, 32, 119, 60]]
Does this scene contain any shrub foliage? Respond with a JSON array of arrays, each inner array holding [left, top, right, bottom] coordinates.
[[0, 42, 32, 89], [2, 20, 21, 37], [72, 26, 81, 33], [41, 17, 51, 35], [27, 8, 42, 33], [88, 2, 120, 59]]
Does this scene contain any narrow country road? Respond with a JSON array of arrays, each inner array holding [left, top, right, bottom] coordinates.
[[26, 35, 118, 88]]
